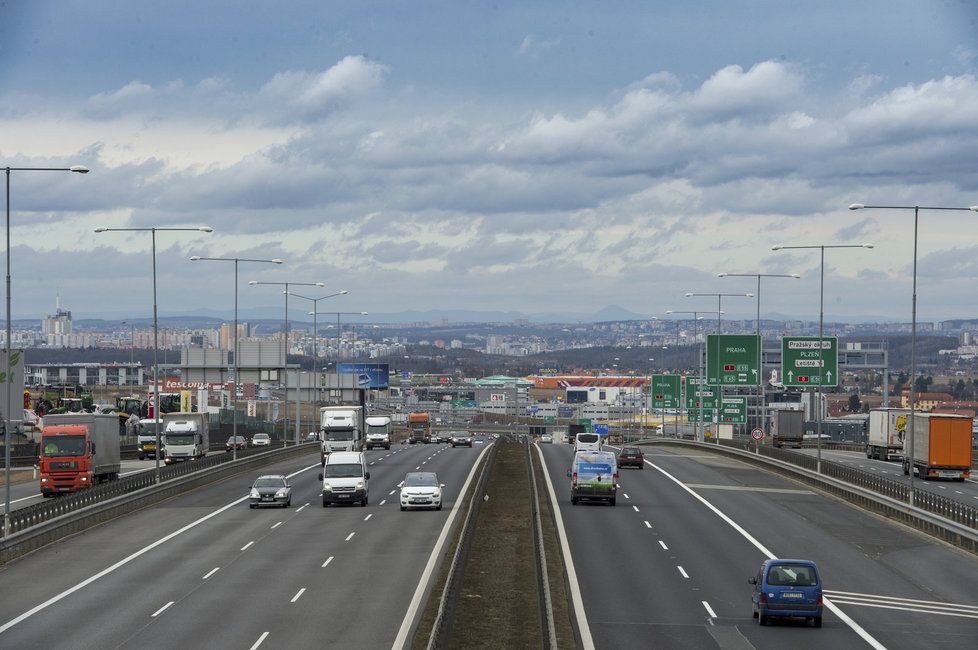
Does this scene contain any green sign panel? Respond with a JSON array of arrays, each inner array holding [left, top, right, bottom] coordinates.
[[686, 408, 715, 423], [707, 335, 761, 385], [577, 418, 592, 432], [781, 336, 838, 387], [719, 397, 747, 424], [650, 374, 681, 409], [684, 377, 716, 422], [544, 416, 556, 424]]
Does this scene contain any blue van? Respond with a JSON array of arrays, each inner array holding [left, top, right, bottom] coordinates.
[[749, 559, 823, 627]]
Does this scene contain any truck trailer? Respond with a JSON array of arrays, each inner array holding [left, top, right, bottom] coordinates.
[[904, 413, 973, 481], [321, 406, 365, 462], [39, 413, 122, 495], [866, 408, 908, 461], [162, 412, 210, 463], [771, 409, 804, 448]]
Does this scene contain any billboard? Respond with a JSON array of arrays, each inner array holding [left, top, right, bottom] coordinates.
[[336, 363, 390, 389]]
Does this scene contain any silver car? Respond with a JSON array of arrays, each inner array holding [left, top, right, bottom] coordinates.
[[249, 475, 292, 508], [252, 433, 271, 447]]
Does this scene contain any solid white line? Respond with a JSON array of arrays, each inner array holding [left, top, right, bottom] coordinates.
[[0, 461, 322, 636], [824, 590, 978, 611], [2, 493, 43, 509], [642, 456, 887, 650], [632, 505, 639, 512], [151, 601, 174, 617], [202, 567, 220, 580], [241, 541, 255, 551], [364, 514, 373, 521], [296, 503, 308, 512], [290, 588, 306, 603], [826, 600, 978, 619], [345, 532, 355, 541], [677, 566, 689, 579], [644, 521, 652, 528], [249, 632, 269, 650], [393, 443, 497, 650], [322, 556, 334, 568], [702, 601, 717, 618], [271, 522, 283, 529], [659, 540, 668, 550]]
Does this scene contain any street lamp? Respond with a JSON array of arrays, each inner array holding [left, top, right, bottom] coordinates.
[[121, 321, 136, 368], [95, 226, 213, 485], [717, 272, 800, 435], [249, 280, 324, 446], [286, 290, 348, 403], [684, 293, 754, 443], [311, 311, 370, 361], [191, 256, 283, 460], [4, 165, 89, 533], [665, 311, 708, 441], [771, 242, 873, 472], [849, 202, 977, 501]]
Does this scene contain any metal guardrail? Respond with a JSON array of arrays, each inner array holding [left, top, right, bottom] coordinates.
[[525, 436, 557, 649]]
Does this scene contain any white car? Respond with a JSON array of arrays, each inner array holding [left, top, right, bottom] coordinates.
[[539, 434, 553, 444], [251, 433, 271, 447], [400, 472, 444, 511]]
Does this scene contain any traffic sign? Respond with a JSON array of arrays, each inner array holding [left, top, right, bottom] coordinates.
[[544, 416, 556, 424], [578, 418, 592, 432], [751, 427, 765, 440], [593, 423, 609, 435], [707, 335, 761, 385], [719, 397, 747, 424], [684, 377, 716, 413], [650, 374, 681, 409], [781, 336, 838, 387]]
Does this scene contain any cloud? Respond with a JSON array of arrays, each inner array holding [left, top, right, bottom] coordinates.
[[259, 55, 388, 121], [518, 35, 561, 56]]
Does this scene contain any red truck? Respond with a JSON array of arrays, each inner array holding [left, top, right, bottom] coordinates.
[[39, 414, 122, 495]]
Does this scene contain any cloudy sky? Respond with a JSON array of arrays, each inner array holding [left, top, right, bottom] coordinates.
[[2, 1, 977, 322]]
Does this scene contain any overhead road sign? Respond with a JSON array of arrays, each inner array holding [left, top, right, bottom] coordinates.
[[593, 423, 609, 435], [706, 335, 761, 385], [684, 377, 716, 412], [781, 336, 838, 387], [719, 397, 747, 424], [650, 374, 682, 409]]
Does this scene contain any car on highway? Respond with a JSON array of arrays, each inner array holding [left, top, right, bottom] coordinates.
[[451, 432, 473, 447], [399, 471, 444, 511], [225, 435, 248, 451], [436, 433, 453, 444], [617, 446, 644, 469], [319, 451, 370, 507], [251, 433, 271, 447], [539, 434, 553, 444], [568, 450, 618, 506], [249, 474, 292, 508], [305, 431, 320, 442], [750, 559, 823, 627]]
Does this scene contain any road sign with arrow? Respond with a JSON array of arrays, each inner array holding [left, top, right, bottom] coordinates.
[[781, 336, 838, 387]]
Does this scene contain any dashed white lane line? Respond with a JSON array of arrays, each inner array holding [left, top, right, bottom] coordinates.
[[290, 588, 306, 603], [644, 521, 652, 529], [389, 490, 396, 495], [623, 493, 630, 499], [296, 503, 309, 512], [369, 462, 375, 466], [702, 601, 717, 618], [421, 461, 427, 465], [397, 481, 404, 487], [415, 466, 421, 469], [151, 601, 174, 617], [322, 556, 334, 568], [379, 500, 386, 506], [249, 632, 269, 650], [364, 514, 373, 521], [632, 505, 639, 513], [202, 567, 220, 580], [271, 522, 283, 529], [658, 541, 668, 550], [938, 485, 947, 490], [955, 490, 964, 495], [241, 541, 255, 551], [345, 532, 356, 541], [677, 566, 689, 579]]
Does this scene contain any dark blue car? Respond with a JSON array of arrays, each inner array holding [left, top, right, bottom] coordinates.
[[749, 559, 823, 627]]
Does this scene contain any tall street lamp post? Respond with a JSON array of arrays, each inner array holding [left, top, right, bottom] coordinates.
[[772, 242, 873, 473], [849, 202, 977, 502], [95, 225, 213, 486], [684, 293, 754, 443], [4, 164, 88, 534], [190, 256, 283, 460], [285, 290, 347, 409], [121, 320, 136, 367], [665, 311, 706, 441], [717, 273, 800, 435], [249, 280, 324, 446]]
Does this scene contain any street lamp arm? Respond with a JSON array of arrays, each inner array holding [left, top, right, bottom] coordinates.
[[851, 203, 977, 212], [4, 166, 89, 173], [96, 227, 212, 233]]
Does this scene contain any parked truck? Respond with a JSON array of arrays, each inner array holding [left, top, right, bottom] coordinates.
[[866, 408, 909, 461], [321, 405, 365, 462], [38, 413, 121, 495], [771, 409, 804, 448], [408, 412, 431, 444], [365, 415, 392, 450], [903, 413, 973, 481], [162, 412, 210, 464]]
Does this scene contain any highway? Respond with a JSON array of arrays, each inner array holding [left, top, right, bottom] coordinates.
[[0, 441, 486, 649], [537, 442, 978, 649]]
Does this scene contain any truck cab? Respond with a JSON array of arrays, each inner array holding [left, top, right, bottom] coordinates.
[[162, 414, 208, 464], [320, 406, 365, 462], [365, 416, 392, 450], [408, 412, 431, 444], [39, 414, 121, 495]]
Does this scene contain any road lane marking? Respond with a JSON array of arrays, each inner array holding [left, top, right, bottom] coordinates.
[[658, 540, 668, 550], [322, 556, 334, 567], [1, 493, 44, 510], [824, 590, 978, 618], [249, 632, 269, 650], [389, 490, 396, 495], [645, 521, 652, 528], [291, 588, 306, 603], [202, 567, 220, 580], [623, 493, 630, 499], [151, 602, 174, 617], [364, 514, 373, 521], [271, 522, 283, 529], [685, 483, 815, 495], [678, 566, 689, 579], [296, 503, 308, 512], [345, 532, 355, 541], [702, 601, 717, 618], [955, 490, 963, 495], [241, 541, 255, 551], [632, 505, 639, 512], [0, 460, 322, 636], [379, 500, 386, 506]]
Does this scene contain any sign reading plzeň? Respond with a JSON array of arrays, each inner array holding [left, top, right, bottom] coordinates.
[[719, 397, 747, 424], [684, 376, 716, 422], [781, 336, 838, 387], [706, 335, 760, 385], [650, 374, 681, 409]]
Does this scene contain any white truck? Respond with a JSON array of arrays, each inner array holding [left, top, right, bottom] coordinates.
[[365, 415, 392, 450], [137, 418, 164, 460], [162, 412, 210, 464], [321, 405, 365, 463], [866, 408, 909, 461]]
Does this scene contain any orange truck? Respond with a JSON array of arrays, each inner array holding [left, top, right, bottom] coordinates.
[[904, 413, 973, 481], [39, 413, 121, 495], [408, 412, 431, 444]]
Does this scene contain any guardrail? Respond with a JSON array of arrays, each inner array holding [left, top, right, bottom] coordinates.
[[525, 436, 557, 649]]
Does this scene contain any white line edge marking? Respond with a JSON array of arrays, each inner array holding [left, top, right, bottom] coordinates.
[[202, 567, 220, 580], [678, 566, 689, 579], [151, 601, 174, 617], [0, 461, 321, 636], [702, 601, 717, 618], [271, 522, 283, 529], [322, 556, 334, 568], [642, 455, 887, 650], [659, 540, 668, 550], [249, 631, 269, 650], [393, 443, 498, 650], [241, 541, 255, 551], [345, 532, 355, 541], [290, 588, 306, 603]]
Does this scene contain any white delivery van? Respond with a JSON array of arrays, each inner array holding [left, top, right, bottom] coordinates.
[[568, 450, 618, 506], [318, 451, 370, 507]]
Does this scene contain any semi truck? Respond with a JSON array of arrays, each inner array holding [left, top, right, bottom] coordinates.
[[137, 418, 164, 460], [866, 408, 909, 461], [162, 412, 210, 463], [39, 413, 121, 495], [903, 413, 973, 481], [321, 405, 365, 462], [365, 415, 392, 450], [771, 409, 804, 448], [408, 412, 431, 444]]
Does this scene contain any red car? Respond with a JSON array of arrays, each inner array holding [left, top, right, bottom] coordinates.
[[618, 446, 644, 469], [225, 435, 248, 451]]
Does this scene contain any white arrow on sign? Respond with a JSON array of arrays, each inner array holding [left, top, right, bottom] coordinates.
[[787, 371, 794, 381]]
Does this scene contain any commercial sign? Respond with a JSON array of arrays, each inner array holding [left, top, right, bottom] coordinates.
[[719, 397, 747, 424], [490, 393, 506, 402], [537, 367, 560, 376], [336, 363, 391, 389], [781, 336, 838, 387], [0, 349, 25, 423], [706, 335, 761, 385], [650, 374, 681, 409], [164, 379, 226, 391]]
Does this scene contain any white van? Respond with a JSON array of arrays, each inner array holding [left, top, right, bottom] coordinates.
[[568, 450, 618, 506], [574, 432, 602, 453], [318, 451, 370, 507]]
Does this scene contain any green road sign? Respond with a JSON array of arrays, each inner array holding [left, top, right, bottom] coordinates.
[[544, 416, 556, 423], [650, 374, 681, 409], [707, 335, 761, 385], [684, 377, 717, 411], [687, 408, 716, 423], [577, 418, 592, 432], [781, 336, 838, 387], [719, 397, 747, 424]]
